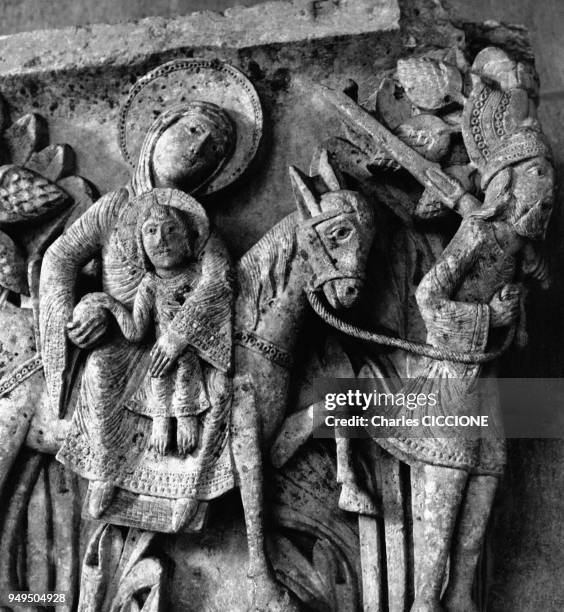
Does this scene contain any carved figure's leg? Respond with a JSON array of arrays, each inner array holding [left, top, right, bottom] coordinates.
[[230, 378, 268, 581], [150, 375, 170, 454], [230, 375, 299, 612], [411, 464, 467, 612], [336, 436, 378, 515], [442, 474, 498, 612], [173, 354, 200, 455]]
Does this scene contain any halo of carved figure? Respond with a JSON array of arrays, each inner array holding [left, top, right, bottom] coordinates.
[[118, 58, 264, 196]]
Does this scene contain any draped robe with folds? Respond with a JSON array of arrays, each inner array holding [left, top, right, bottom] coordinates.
[[39, 187, 236, 500], [368, 216, 514, 475]]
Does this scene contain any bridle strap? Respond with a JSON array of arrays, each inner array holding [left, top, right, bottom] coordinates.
[[306, 289, 515, 364], [309, 273, 363, 291], [302, 214, 363, 289]]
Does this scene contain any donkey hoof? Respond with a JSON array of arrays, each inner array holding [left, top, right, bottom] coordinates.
[[88, 481, 115, 519], [443, 593, 479, 612], [410, 598, 445, 612], [171, 497, 199, 532], [248, 570, 300, 612], [339, 483, 379, 516]]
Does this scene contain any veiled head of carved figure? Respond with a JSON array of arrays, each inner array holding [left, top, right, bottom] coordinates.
[[134, 102, 236, 195], [289, 150, 375, 310]]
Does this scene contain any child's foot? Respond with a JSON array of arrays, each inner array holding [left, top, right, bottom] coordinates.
[[177, 416, 199, 455], [151, 417, 170, 455], [88, 480, 115, 519]]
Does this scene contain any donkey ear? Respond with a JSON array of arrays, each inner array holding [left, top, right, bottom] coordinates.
[[316, 149, 343, 191], [289, 165, 320, 219]]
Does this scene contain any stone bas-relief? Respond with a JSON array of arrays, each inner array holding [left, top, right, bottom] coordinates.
[[40, 61, 246, 540], [0, 55, 377, 611], [0, 6, 559, 612], [305, 45, 555, 612]]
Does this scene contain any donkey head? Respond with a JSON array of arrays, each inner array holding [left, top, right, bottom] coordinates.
[[289, 150, 375, 310]]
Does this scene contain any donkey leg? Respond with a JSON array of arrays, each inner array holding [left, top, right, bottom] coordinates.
[[442, 474, 498, 612], [231, 376, 268, 576], [411, 464, 467, 612], [0, 380, 38, 496], [336, 436, 377, 515], [231, 375, 299, 612]]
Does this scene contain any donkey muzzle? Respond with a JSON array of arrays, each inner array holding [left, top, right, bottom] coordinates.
[[323, 277, 362, 310]]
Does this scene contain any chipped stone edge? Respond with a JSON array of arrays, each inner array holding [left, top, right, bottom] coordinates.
[[0, 0, 400, 78]]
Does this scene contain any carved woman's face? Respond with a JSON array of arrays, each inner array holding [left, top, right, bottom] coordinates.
[[141, 209, 192, 273], [151, 114, 228, 192]]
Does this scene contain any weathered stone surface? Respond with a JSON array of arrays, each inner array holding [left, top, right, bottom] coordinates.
[[0, 228, 27, 293], [0, 0, 461, 260], [0, 1, 560, 611], [0, 165, 69, 224], [2, 113, 48, 165], [444, 4, 564, 611], [26, 143, 76, 181], [0, 0, 400, 76], [57, 175, 97, 227]]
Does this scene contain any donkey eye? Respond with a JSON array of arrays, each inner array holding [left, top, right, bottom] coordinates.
[[329, 226, 352, 241]]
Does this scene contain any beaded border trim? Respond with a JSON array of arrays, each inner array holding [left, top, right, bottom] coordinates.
[[0, 355, 43, 398], [234, 328, 292, 370]]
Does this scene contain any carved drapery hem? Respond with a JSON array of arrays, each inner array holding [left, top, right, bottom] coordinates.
[[57, 412, 235, 499]]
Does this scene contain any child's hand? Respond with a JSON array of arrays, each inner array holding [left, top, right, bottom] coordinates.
[[150, 331, 185, 377], [176, 416, 199, 455]]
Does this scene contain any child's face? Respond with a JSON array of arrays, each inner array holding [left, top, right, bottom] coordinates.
[[141, 213, 192, 271]]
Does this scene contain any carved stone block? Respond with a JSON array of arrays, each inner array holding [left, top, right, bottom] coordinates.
[[0, 2, 560, 612]]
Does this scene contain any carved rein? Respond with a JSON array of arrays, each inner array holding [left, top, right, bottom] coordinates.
[[306, 289, 516, 365], [0, 290, 513, 401]]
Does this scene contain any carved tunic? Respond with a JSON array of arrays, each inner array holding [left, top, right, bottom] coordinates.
[[108, 270, 210, 418], [376, 216, 514, 475]]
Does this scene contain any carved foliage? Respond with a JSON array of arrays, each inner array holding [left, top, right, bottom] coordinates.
[[78, 525, 166, 612], [0, 99, 97, 297], [269, 442, 361, 612]]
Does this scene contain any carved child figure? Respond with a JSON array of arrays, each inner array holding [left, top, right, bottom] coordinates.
[[84, 198, 210, 455]]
